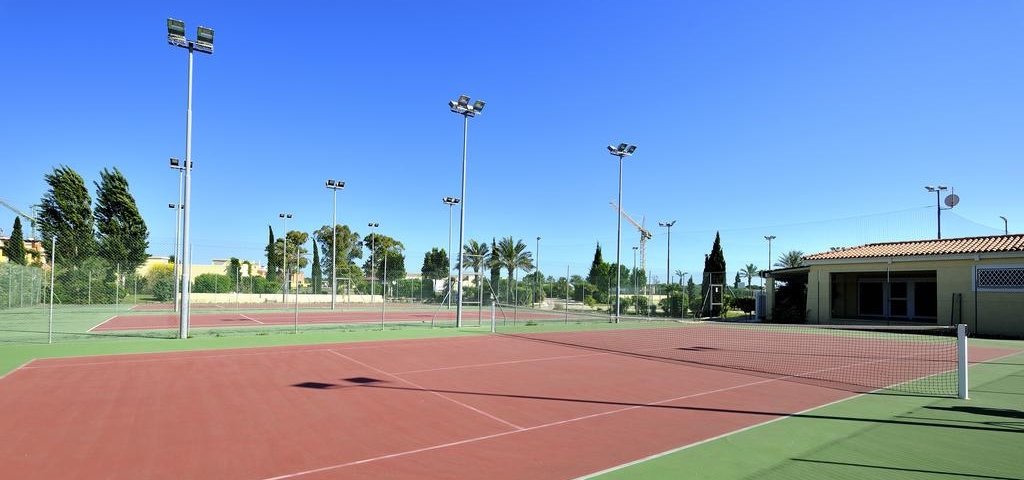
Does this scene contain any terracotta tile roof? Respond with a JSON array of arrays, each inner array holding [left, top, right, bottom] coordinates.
[[804, 234, 1024, 261]]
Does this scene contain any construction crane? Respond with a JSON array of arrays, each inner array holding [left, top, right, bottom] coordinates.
[[0, 198, 39, 239], [609, 201, 653, 274]]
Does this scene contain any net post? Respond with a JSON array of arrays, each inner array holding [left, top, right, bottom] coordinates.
[[957, 324, 969, 400]]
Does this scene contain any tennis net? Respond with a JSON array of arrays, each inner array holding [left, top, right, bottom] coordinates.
[[498, 320, 968, 398]]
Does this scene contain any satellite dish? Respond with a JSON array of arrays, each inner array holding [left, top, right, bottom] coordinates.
[[944, 194, 960, 208]]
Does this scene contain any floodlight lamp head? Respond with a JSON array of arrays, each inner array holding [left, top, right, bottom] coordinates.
[[448, 100, 457, 109], [193, 26, 214, 54], [457, 95, 470, 107], [169, 157, 180, 168], [167, 18, 187, 47], [626, 145, 637, 154], [168, 203, 176, 209], [617, 143, 628, 151], [607, 145, 616, 153], [472, 100, 485, 112]]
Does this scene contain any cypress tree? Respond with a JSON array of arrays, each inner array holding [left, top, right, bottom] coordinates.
[[94, 167, 150, 272], [701, 232, 727, 317], [4, 217, 27, 265], [311, 242, 323, 293], [265, 225, 278, 282]]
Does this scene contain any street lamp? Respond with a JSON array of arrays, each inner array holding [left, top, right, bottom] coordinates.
[[367, 222, 379, 299], [999, 216, 1008, 235], [167, 18, 214, 339], [608, 142, 637, 323], [442, 197, 460, 309], [325, 180, 345, 310], [659, 220, 676, 291], [279, 214, 293, 302], [449, 94, 485, 328], [924, 185, 949, 239]]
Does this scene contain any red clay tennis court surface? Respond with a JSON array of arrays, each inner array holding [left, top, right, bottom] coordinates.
[[0, 331, 1012, 480]]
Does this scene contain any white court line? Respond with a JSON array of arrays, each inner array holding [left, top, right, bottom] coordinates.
[[0, 359, 37, 381], [259, 372, 801, 480], [239, 314, 265, 324], [328, 349, 524, 430], [262, 344, 1000, 480], [86, 316, 118, 332]]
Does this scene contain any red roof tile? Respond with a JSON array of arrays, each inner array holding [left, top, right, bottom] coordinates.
[[804, 234, 1024, 261]]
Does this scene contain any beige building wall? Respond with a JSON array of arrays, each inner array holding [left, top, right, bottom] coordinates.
[[805, 253, 1024, 337]]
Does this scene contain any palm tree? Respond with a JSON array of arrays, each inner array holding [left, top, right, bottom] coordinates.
[[462, 239, 490, 290], [741, 263, 759, 287], [774, 251, 805, 269], [494, 236, 534, 301]]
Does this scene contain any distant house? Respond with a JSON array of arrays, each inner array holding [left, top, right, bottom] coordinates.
[[0, 236, 46, 266], [764, 234, 1024, 338]]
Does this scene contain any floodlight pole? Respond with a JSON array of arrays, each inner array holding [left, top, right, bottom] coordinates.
[[442, 197, 460, 310], [280, 213, 292, 303], [168, 155, 182, 313], [925, 185, 948, 240], [449, 94, 485, 328], [536, 236, 541, 305], [764, 235, 776, 272], [632, 246, 638, 313], [608, 143, 636, 323], [368, 222, 378, 299], [659, 220, 676, 292], [326, 180, 344, 310], [168, 18, 213, 340], [169, 161, 184, 313]]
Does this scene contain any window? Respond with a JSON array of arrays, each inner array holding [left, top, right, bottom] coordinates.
[[976, 266, 1024, 291]]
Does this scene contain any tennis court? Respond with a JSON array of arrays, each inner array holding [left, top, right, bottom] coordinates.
[[0, 323, 1016, 479]]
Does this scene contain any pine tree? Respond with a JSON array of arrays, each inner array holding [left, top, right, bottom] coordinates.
[[94, 167, 150, 272], [265, 226, 278, 282], [4, 217, 27, 265], [311, 242, 323, 293]]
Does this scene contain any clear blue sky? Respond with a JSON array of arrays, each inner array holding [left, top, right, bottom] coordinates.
[[2, 1, 1022, 284]]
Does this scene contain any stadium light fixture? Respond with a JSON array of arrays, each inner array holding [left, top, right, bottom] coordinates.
[[167, 17, 214, 339], [442, 197, 460, 310], [608, 142, 637, 323], [449, 94, 486, 327], [325, 180, 345, 310]]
